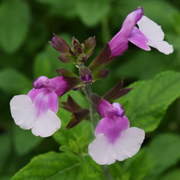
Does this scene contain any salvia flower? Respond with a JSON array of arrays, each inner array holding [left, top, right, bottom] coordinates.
[[88, 98, 145, 165], [10, 76, 69, 137], [109, 6, 173, 57]]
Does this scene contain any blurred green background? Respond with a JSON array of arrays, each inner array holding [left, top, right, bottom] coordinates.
[[0, 0, 180, 179]]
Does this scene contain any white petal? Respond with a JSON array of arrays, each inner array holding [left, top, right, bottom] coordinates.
[[31, 109, 61, 137], [137, 16, 164, 41], [113, 127, 145, 161], [10, 95, 37, 129], [148, 41, 173, 55], [88, 134, 116, 165]]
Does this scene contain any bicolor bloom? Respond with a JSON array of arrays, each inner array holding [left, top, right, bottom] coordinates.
[[10, 76, 69, 137], [88, 99, 145, 165], [109, 7, 173, 57]]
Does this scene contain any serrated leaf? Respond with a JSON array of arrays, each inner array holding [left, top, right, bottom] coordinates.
[[0, 68, 32, 94], [76, 0, 110, 27], [12, 152, 81, 180], [12, 151, 102, 180], [0, 1, 30, 53], [13, 125, 43, 155], [117, 71, 180, 132]]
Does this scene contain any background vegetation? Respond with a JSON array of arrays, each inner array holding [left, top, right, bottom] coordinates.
[[0, 0, 180, 179]]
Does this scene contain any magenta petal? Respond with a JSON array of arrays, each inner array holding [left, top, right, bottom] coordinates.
[[50, 76, 69, 97], [128, 27, 151, 50], [97, 99, 111, 118], [109, 7, 144, 57], [95, 115, 129, 144]]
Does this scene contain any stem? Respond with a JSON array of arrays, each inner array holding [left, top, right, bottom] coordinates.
[[84, 84, 99, 130]]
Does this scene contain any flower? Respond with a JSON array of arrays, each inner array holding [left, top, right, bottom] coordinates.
[[88, 99, 145, 165], [109, 7, 173, 57], [10, 76, 69, 137]]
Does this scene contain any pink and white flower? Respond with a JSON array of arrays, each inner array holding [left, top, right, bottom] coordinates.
[[109, 7, 173, 57], [88, 99, 145, 165], [10, 76, 69, 137]]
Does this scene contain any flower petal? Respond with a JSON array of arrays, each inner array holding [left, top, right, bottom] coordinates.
[[148, 40, 173, 55], [88, 133, 116, 165], [137, 16, 164, 41], [137, 16, 173, 54], [114, 127, 145, 161], [128, 27, 151, 51], [10, 95, 37, 130], [31, 109, 61, 137]]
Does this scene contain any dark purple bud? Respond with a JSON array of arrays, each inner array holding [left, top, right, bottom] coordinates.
[[78, 53, 87, 62], [83, 36, 96, 58], [79, 67, 92, 84], [71, 37, 82, 55]]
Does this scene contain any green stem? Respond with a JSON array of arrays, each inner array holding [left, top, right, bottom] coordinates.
[[84, 84, 99, 130]]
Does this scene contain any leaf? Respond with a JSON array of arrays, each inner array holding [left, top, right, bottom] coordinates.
[[146, 133, 180, 178], [0, 1, 31, 53], [13, 125, 43, 155], [123, 149, 152, 180], [159, 169, 180, 180], [12, 152, 81, 180], [76, 0, 111, 27], [117, 71, 180, 132], [36, 0, 77, 18], [0, 68, 32, 94], [33, 53, 52, 78], [12, 152, 102, 180]]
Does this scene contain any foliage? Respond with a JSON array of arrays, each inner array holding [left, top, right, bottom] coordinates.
[[0, 0, 180, 179]]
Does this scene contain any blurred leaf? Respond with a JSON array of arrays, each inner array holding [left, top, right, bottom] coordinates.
[[76, 0, 111, 27], [115, 50, 175, 80], [146, 133, 180, 178], [34, 53, 52, 78], [13, 125, 43, 155], [117, 71, 180, 132], [0, 133, 11, 174], [12, 151, 102, 180], [159, 169, 180, 180], [36, 0, 77, 18], [0, 68, 32, 94], [123, 149, 152, 180], [0, 0, 31, 53]]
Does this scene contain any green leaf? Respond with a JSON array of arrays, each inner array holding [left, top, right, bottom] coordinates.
[[123, 149, 152, 180], [0, 1, 31, 53], [12, 151, 102, 180], [36, 0, 77, 18], [12, 152, 81, 180], [146, 133, 180, 178], [115, 51, 175, 80], [0, 68, 32, 94], [76, 0, 110, 27], [13, 125, 43, 155], [117, 71, 180, 132], [160, 169, 180, 180]]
